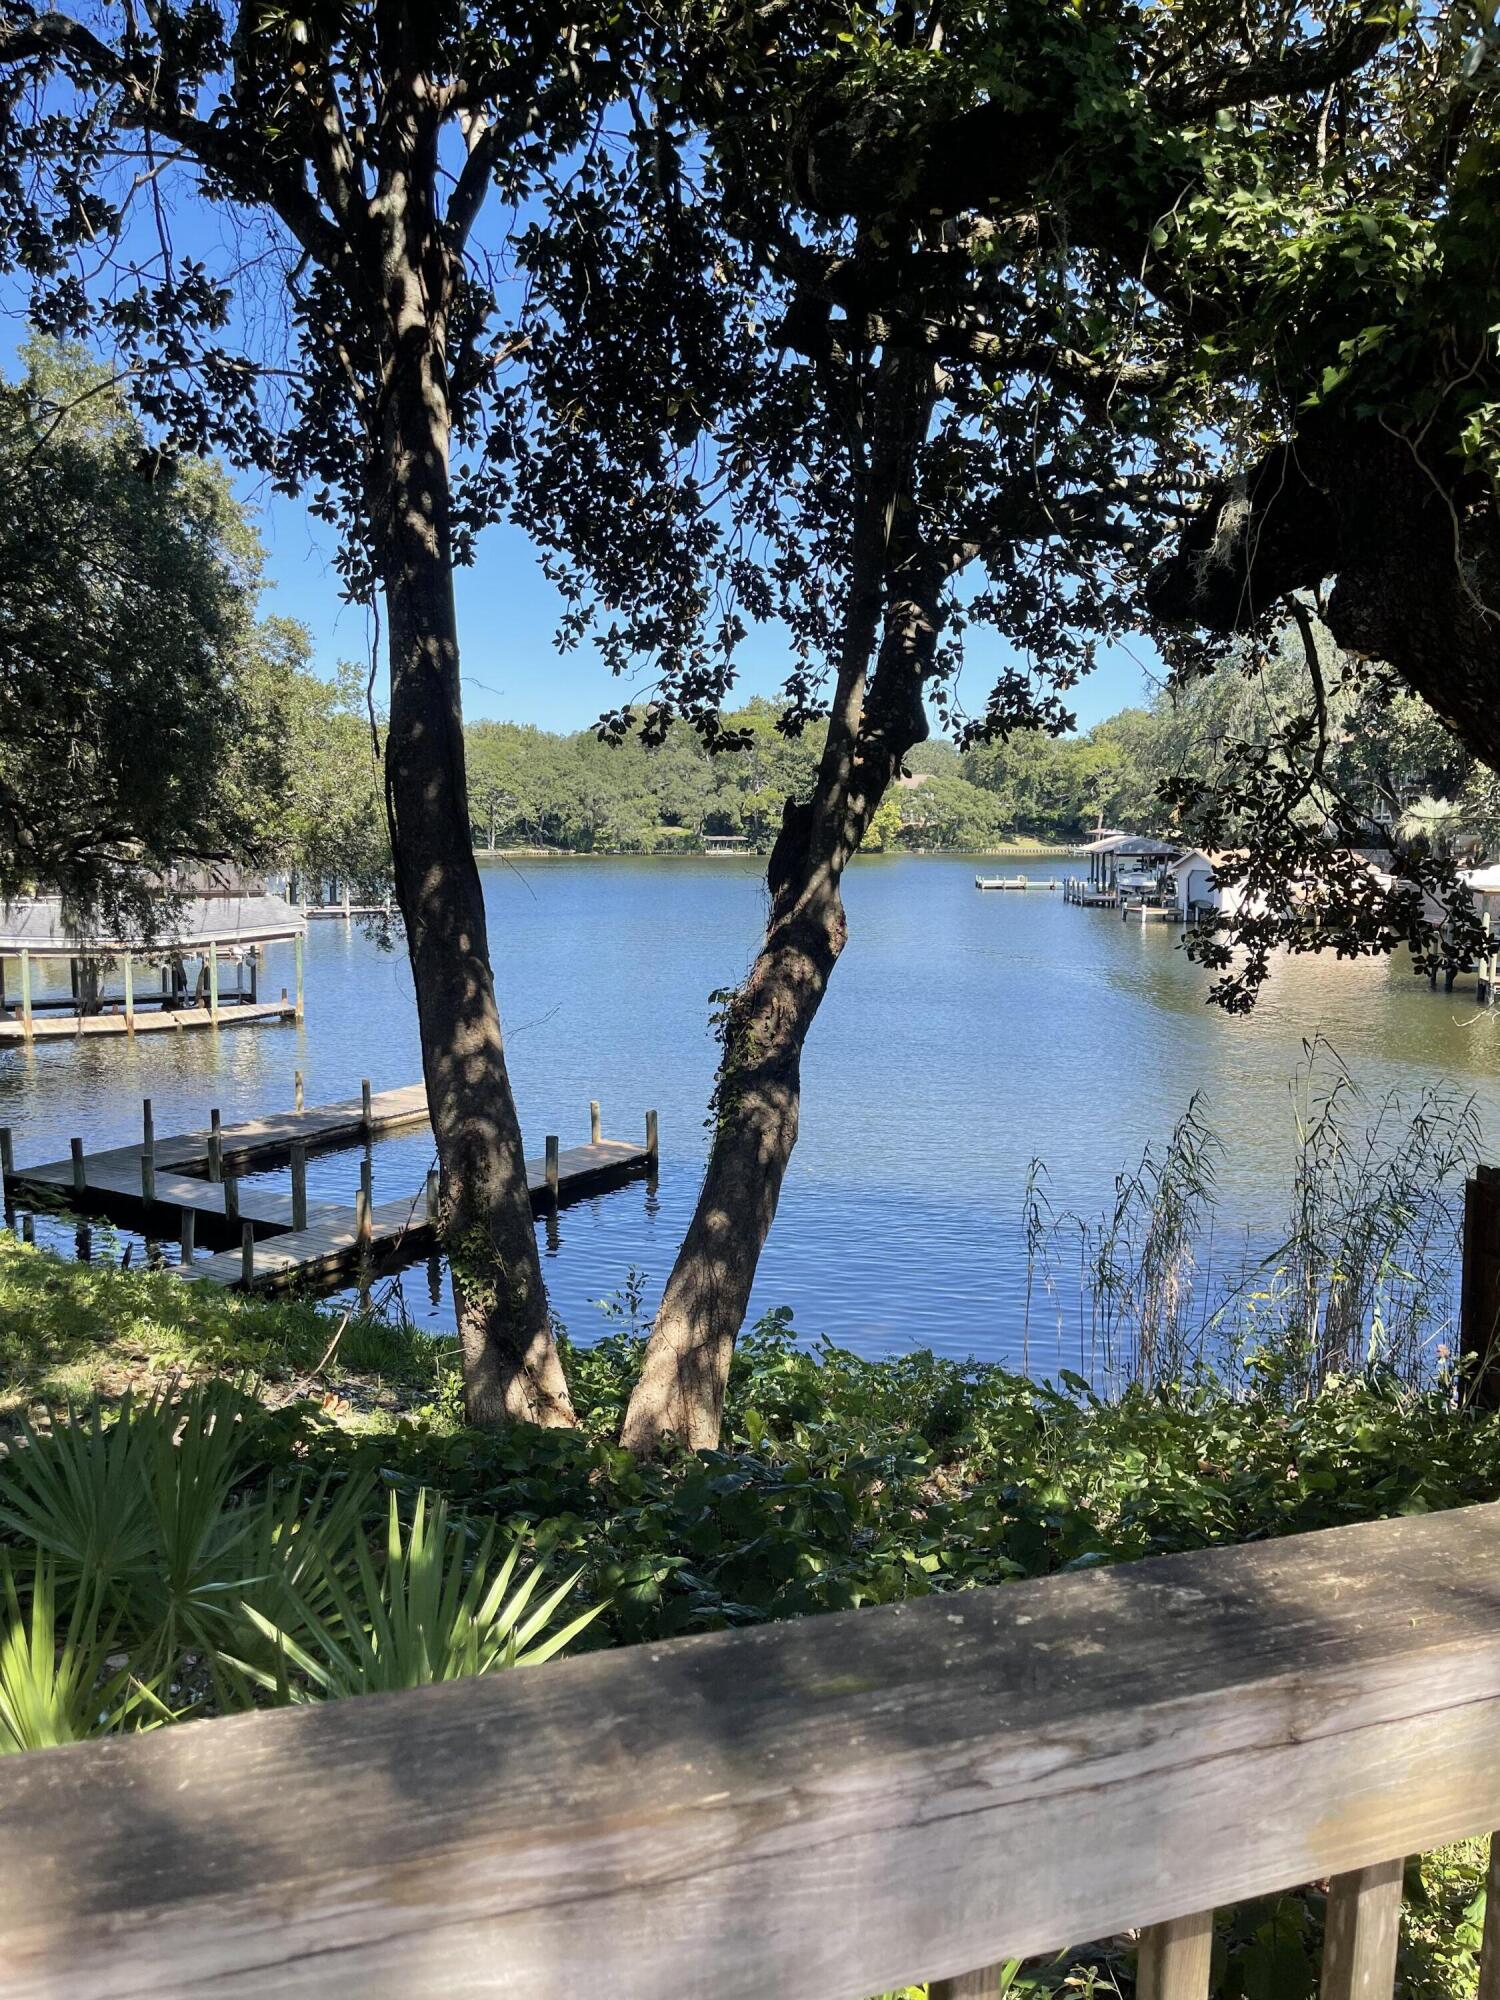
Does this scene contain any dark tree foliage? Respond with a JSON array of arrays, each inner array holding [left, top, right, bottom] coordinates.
[[1144, 2, 1500, 1004], [507, 0, 1403, 1446], [0, 347, 282, 934], [0, 1, 635, 1430]]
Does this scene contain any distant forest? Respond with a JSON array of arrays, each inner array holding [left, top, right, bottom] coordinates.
[[463, 700, 1157, 855], [461, 630, 1481, 856], [275, 627, 1488, 886]]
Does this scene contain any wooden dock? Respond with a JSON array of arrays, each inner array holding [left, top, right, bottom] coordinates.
[[0, 996, 296, 1045], [973, 875, 1060, 891], [4, 1086, 655, 1292], [1063, 877, 1119, 907]]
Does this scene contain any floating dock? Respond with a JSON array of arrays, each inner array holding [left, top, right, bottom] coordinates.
[[974, 876, 1060, 891], [4, 1085, 655, 1293]]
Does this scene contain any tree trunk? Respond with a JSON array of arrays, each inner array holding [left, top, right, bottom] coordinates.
[[376, 176, 574, 1428], [620, 358, 940, 1451]]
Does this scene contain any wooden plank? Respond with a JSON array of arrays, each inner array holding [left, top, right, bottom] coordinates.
[[1138, 1910, 1214, 1999], [1, 1507, 1500, 1998], [1320, 1858, 1403, 1999]]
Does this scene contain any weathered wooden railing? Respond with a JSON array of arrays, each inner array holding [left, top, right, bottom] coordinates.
[[3, 1502, 1500, 1996]]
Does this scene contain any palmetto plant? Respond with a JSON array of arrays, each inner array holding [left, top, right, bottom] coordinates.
[[0, 1558, 129, 1754], [0, 1389, 601, 1741], [235, 1489, 602, 1702]]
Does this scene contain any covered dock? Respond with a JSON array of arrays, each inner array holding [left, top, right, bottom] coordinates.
[[0, 892, 306, 1044]]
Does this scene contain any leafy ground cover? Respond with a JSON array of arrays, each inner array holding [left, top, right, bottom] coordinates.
[[2, 1234, 1497, 1994]]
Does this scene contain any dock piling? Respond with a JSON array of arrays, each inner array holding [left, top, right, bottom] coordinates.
[[10, 1083, 651, 1293], [291, 1141, 308, 1232], [361, 1078, 372, 1135], [142, 1097, 154, 1158], [590, 1100, 602, 1145], [0, 1128, 12, 1180], [240, 1223, 255, 1288], [295, 1068, 305, 1113]]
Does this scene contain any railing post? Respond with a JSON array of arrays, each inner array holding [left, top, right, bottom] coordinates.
[[1138, 1912, 1214, 1999], [1462, 1164, 1500, 1406], [1321, 1858, 1403, 2000], [1476, 1832, 1500, 1998]]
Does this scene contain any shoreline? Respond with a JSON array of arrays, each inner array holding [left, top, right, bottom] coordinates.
[[475, 843, 1080, 861]]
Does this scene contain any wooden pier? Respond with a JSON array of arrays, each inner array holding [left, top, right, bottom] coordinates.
[[3, 1086, 655, 1292], [973, 875, 1060, 891], [0, 994, 296, 1044], [1063, 877, 1119, 907]]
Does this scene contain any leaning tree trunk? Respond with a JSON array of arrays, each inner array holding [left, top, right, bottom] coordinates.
[[620, 538, 942, 1453], [377, 238, 574, 1428]]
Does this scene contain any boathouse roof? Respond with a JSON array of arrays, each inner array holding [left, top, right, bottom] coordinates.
[[1109, 836, 1182, 859], [0, 894, 306, 956]]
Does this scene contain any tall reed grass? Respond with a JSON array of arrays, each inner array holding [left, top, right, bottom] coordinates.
[[1022, 1038, 1481, 1398]]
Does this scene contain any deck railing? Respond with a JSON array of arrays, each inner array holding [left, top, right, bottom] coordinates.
[[3, 1501, 1500, 1996]]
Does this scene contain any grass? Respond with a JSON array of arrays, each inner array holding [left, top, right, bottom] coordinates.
[[0, 1234, 447, 1424]]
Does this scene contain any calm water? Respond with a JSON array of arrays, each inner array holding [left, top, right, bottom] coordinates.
[[5, 856, 1498, 1364]]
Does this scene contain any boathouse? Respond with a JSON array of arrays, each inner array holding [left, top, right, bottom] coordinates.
[[0, 884, 306, 1044]]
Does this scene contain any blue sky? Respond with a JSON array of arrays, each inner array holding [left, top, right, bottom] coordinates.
[[247, 471, 1165, 737], [5, 134, 1165, 742]]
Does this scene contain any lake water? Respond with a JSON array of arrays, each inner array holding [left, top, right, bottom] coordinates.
[[4, 855, 1498, 1367]]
